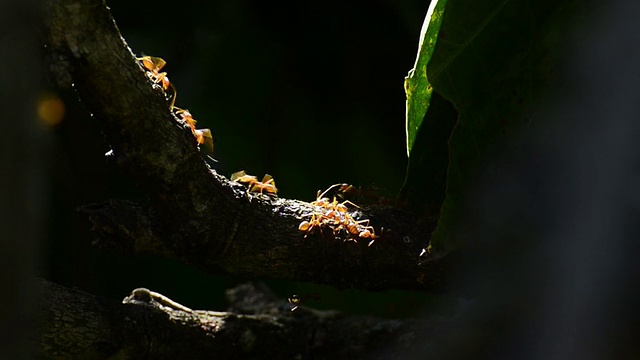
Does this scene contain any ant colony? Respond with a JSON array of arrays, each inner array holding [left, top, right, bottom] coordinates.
[[137, 56, 213, 153], [298, 184, 380, 247], [138, 56, 380, 246]]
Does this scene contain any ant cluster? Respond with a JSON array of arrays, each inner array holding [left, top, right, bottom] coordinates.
[[231, 170, 278, 196], [137, 56, 213, 152], [138, 56, 279, 197], [298, 184, 380, 246], [138, 56, 381, 248]]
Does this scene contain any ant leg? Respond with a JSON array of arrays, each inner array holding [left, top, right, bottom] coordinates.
[[339, 200, 360, 209], [169, 83, 177, 109]]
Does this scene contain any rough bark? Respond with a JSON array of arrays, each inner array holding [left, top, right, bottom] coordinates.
[[41, 0, 455, 293], [36, 278, 456, 359]]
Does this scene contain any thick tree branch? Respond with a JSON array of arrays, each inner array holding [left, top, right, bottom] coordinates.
[[36, 279, 454, 359], [43, 0, 451, 292]]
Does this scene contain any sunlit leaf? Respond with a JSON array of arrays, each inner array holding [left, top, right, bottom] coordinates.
[[404, 0, 448, 157], [403, 0, 585, 254]]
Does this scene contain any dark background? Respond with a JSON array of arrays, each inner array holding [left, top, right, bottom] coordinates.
[[3, 0, 640, 357], [41, 0, 452, 317]]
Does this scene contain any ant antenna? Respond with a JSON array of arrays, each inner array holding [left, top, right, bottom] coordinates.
[[317, 183, 348, 200]]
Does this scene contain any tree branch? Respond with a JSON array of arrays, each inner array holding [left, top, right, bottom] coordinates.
[[42, 0, 451, 292], [36, 278, 455, 359]]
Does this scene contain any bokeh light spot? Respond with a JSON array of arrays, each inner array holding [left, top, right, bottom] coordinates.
[[37, 93, 65, 126]]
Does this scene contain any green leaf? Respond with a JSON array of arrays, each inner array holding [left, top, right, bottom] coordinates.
[[403, 0, 585, 254], [404, 0, 448, 157], [400, 92, 457, 222]]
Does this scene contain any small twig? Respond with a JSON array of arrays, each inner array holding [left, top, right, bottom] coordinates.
[[124, 288, 194, 313]]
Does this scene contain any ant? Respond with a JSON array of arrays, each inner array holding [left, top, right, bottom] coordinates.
[[231, 171, 258, 185], [344, 217, 379, 246], [137, 56, 177, 108], [138, 56, 170, 90], [298, 213, 324, 238], [249, 174, 277, 195], [312, 183, 360, 213], [359, 226, 379, 247], [173, 108, 213, 152], [231, 171, 278, 196], [136, 55, 214, 152]]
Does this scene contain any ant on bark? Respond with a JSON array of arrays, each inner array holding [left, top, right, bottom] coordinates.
[[298, 183, 380, 246], [137, 55, 213, 152], [231, 171, 278, 196]]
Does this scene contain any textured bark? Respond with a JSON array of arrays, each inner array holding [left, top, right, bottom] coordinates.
[[36, 279, 455, 359], [42, 0, 451, 294]]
